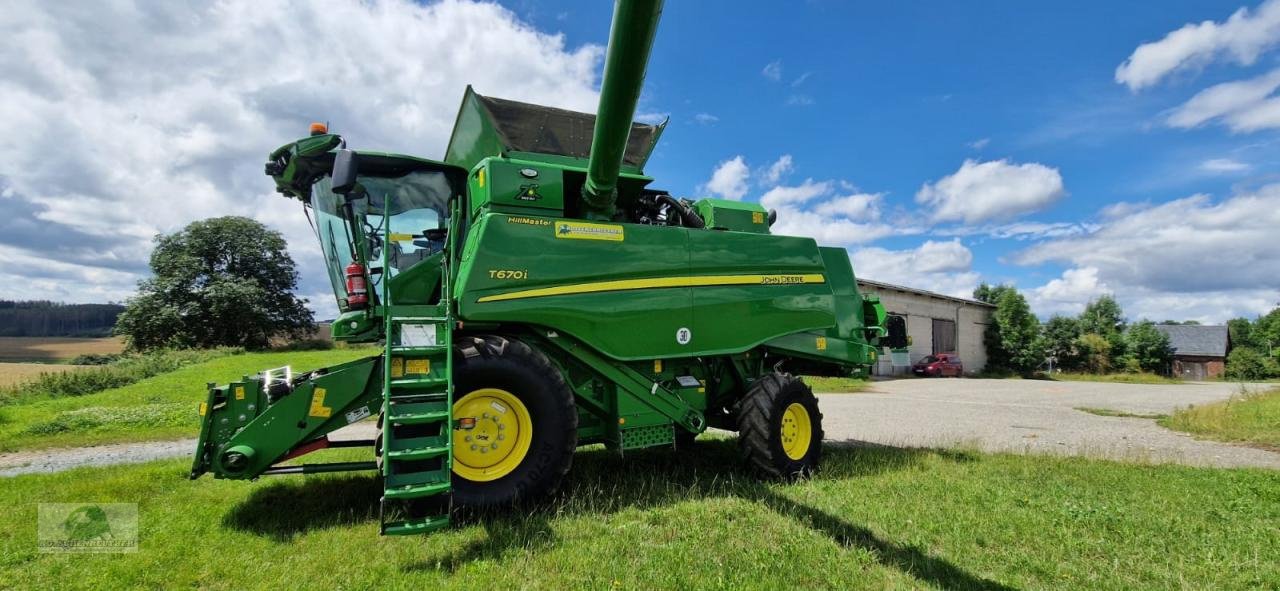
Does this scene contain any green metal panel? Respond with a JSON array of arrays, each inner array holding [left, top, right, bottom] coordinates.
[[455, 212, 838, 360], [693, 198, 770, 234], [485, 159, 565, 214], [191, 355, 383, 479]]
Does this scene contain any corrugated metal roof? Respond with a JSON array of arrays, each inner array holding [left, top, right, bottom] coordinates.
[[856, 278, 996, 308], [1152, 324, 1229, 357]]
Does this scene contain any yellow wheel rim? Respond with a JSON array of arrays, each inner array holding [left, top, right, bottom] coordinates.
[[452, 388, 533, 482], [780, 403, 813, 461]]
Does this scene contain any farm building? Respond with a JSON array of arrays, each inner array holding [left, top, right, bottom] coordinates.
[[856, 279, 995, 375], [1153, 324, 1230, 380]]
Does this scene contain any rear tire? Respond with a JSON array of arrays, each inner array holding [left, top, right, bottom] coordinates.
[[736, 373, 823, 480], [451, 335, 577, 508]]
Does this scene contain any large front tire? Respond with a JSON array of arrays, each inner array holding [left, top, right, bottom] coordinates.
[[736, 373, 823, 480], [451, 335, 577, 508]]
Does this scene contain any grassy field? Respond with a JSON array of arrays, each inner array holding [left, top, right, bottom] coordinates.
[[0, 336, 124, 363], [1, 443, 1276, 590], [0, 348, 375, 453], [1074, 407, 1168, 420], [1049, 372, 1182, 385], [803, 375, 870, 393], [0, 363, 90, 387], [1161, 387, 1280, 451]]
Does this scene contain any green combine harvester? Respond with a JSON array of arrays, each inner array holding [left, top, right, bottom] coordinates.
[[191, 0, 890, 535]]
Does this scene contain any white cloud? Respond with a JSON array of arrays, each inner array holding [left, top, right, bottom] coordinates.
[[936, 220, 1098, 241], [762, 60, 783, 82], [968, 138, 990, 150], [1027, 267, 1112, 317], [1115, 0, 1280, 91], [761, 155, 794, 185], [703, 156, 751, 200], [0, 0, 607, 314], [850, 240, 980, 298], [1166, 68, 1280, 132], [693, 112, 719, 124], [786, 94, 815, 107], [812, 193, 883, 221], [634, 111, 670, 124], [916, 159, 1066, 224], [791, 72, 813, 87], [1015, 185, 1280, 322], [759, 179, 831, 209], [1199, 157, 1252, 173], [764, 179, 913, 248]]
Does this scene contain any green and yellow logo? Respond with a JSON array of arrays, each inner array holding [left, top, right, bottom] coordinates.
[[555, 221, 624, 242]]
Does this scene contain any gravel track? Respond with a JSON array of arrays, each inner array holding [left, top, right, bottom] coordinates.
[[2, 379, 1275, 476]]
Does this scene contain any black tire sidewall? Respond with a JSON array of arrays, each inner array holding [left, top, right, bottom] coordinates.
[[769, 380, 823, 476], [451, 337, 576, 508]]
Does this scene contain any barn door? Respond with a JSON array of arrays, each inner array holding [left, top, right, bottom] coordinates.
[[932, 319, 956, 354]]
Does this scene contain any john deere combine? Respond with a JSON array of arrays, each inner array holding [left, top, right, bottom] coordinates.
[[191, 0, 888, 535]]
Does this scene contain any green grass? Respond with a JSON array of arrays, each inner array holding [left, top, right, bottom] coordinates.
[[1, 443, 1276, 590], [0, 348, 241, 406], [1049, 372, 1182, 385], [1074, 407, 1169, 420], [802, 376, 870, 393], [1160, 388, 1280, 450], [0, 348, 376, 453]]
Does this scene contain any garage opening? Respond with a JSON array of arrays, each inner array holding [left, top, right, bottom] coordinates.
[[932, 318, 956, 354]]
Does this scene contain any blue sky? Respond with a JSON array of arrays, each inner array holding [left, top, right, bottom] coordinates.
[[2, 0, 1278, 323]]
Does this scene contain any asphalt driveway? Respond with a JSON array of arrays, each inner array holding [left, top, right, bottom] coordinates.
[[816, 378, 1279, 469]]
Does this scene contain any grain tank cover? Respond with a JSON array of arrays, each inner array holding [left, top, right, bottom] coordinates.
[[444, 86, 666, 173]]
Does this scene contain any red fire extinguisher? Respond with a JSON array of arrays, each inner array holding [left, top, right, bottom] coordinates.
[[345, 261, 368, 309]]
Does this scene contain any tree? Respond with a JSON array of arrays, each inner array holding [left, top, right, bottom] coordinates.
[[1076, 333, 1112, 374], [1125, 321, 1173, 374], [1079, 295, 1127, 366], [115, 217, 314, 350], [1079, 295, 1125, 336], [1042, 315, 1082, 371], [973, 283, 1016, 305], [1227, 317, 1259, 350], [1225, 347, 1278, 381], [985, 288, 1046, 375]]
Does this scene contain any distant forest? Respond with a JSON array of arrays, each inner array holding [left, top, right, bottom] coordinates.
[[0, 300, 125, 337]]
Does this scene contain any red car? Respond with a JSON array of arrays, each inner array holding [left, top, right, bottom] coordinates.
[[912, 353, 963, 377]]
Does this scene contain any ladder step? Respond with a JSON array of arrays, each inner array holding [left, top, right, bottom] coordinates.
[[391, 316, 449, 323], [383, 480, 451, 500], [390, 345, 447, 354], [390, 376, 448, 389], [386, 444, 449, 461], [388, 410, 449, 424], [388, 400, 450, 424], [382, 515, 450, 536]]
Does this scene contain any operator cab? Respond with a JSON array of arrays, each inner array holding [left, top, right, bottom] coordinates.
[[265, 133, 466, 324]]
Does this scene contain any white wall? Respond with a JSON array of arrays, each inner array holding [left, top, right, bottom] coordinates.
[[860, 284, 992, 375]]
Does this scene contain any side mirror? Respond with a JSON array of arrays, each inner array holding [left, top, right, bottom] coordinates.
[[331, 149, 358, 195], [885, 315, 908, 349]]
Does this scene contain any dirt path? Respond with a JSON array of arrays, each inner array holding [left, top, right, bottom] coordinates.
[[820, 378, 1280, 469], [3, 380, 1276, 476]]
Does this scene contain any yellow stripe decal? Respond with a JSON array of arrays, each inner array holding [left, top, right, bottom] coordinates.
[[476, 274, 825, 303]]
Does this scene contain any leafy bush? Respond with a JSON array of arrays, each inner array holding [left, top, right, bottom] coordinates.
[[0, 348, 242, 406], [272, 338, 334, 352], [1225, 347, 1278, 381], [70, 353, 125, 365]]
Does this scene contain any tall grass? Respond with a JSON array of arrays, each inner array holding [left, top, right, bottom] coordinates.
[[1160, 387, 1280, 449], [0, 348, 241, 406]]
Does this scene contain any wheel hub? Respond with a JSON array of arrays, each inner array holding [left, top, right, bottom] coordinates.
[[452, 388, 533, 482], [780, 402, 812, 461]]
